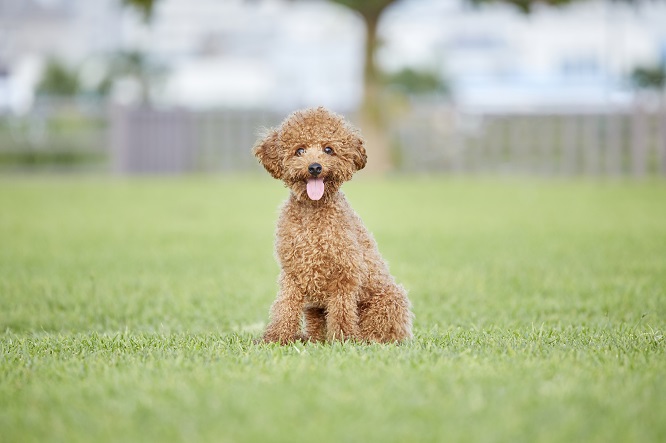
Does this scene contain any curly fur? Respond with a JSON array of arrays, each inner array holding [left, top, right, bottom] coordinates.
[[253, 107, 413, 344]]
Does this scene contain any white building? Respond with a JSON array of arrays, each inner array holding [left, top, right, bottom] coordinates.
[[0, 0, 122, 112], [381, 0, 666, 110], [123, 0, 364, 111], [1, 0, 665, 113]]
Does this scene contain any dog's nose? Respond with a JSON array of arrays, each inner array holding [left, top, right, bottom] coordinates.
[[308, 163, 322, 177]]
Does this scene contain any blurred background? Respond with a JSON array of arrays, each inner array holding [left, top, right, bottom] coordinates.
[[0, 0, 665, 176]]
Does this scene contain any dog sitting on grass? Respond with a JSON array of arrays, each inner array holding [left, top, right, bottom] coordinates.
[[253, 107, 413, 344]]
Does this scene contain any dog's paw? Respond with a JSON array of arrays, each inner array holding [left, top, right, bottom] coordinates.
[[261, 332, 303, 345]]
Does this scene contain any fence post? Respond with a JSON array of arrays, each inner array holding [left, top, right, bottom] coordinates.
[[583, 114, 600, 175], [660, 97, 666, 175], [562, 114, 578, 175], [631, 101, 647, 177], [109, 105, 127, 174], [508, 114, 524, 174], [604, 111, 621, 176], [451, 111, 465, 173]]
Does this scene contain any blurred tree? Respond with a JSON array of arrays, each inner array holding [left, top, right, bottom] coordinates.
[[121, 0, 157, 20], [95, 75, 114, 98], [631, 65, 666, 91], [470, 0, 577, 13], [472, 0, 666, 14], [104, 50, 166, 105], [327, 0, 399, 172], [384, 67, 449, 95], [37, 58, 80, 97], [330, 1, 397, 119], [328, 0, 585, 171]]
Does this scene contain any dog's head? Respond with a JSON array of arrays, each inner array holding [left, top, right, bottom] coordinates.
[[253, 107, 367, 202]]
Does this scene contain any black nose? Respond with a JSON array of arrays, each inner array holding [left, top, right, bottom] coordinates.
[[308, 163, 322, 177]]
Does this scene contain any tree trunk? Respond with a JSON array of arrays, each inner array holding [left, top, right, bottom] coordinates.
[[359, 12, 391, 174]]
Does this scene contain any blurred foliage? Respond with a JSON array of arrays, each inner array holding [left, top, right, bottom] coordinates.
[[122, 0, 157, 20], [383, 68, 449, 95], [0, 150, 105, 168], [0, 105, 107, 171], [108, 51, 163, 80], [470, 0, 578, 13], [469, 0, 665, 14], [37, 59, 80, 97], [104, 50, 166, 104], [330, 0, 397, 20], [631, 65, 666, 90], [36, 50, 163, 104]]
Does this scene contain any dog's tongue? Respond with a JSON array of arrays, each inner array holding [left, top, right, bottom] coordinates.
[[306, 178, 325, 200]]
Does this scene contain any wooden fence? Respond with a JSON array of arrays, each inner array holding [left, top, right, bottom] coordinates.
[[109, 105, 666, 176], [396, 105, 666, 176], [110, 107, 282, 174]]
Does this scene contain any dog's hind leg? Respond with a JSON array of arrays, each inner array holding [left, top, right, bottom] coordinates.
[[358, 282, 413, 343], [303, 306, 327, 342]]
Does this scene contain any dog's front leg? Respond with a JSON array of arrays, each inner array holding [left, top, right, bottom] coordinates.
[[262, 272, 305, 344], [326, 284, 360, 342]]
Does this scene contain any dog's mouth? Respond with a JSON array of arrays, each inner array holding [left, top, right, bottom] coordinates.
[[306, 177, 325, 201]]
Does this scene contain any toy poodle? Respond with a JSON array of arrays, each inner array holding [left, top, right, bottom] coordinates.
[[253, 106, 413, 344]]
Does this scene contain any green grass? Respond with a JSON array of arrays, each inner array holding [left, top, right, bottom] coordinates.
[[1, 176, 665, 443]]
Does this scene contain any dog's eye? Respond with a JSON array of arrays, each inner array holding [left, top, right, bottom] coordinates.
[[324, 146, 334, 155], [295, 148, 305, 156]]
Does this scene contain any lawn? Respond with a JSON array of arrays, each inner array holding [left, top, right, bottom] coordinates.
[[1, 176, 664, 443]]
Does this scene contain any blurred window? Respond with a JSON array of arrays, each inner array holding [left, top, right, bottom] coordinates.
[[560, 55, 599, 78]]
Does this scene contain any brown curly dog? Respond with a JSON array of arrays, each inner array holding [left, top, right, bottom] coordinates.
[[253, 107, 413, 344]]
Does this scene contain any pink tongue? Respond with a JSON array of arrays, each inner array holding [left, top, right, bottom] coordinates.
[[306, 178, 325, 200]]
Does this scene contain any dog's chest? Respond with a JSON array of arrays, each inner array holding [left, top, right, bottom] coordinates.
[[275, 199, 364, 296]]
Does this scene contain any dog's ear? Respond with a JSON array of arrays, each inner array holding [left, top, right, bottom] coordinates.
[[253, 128, 283, 179], [350, 132, 367, 171]]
